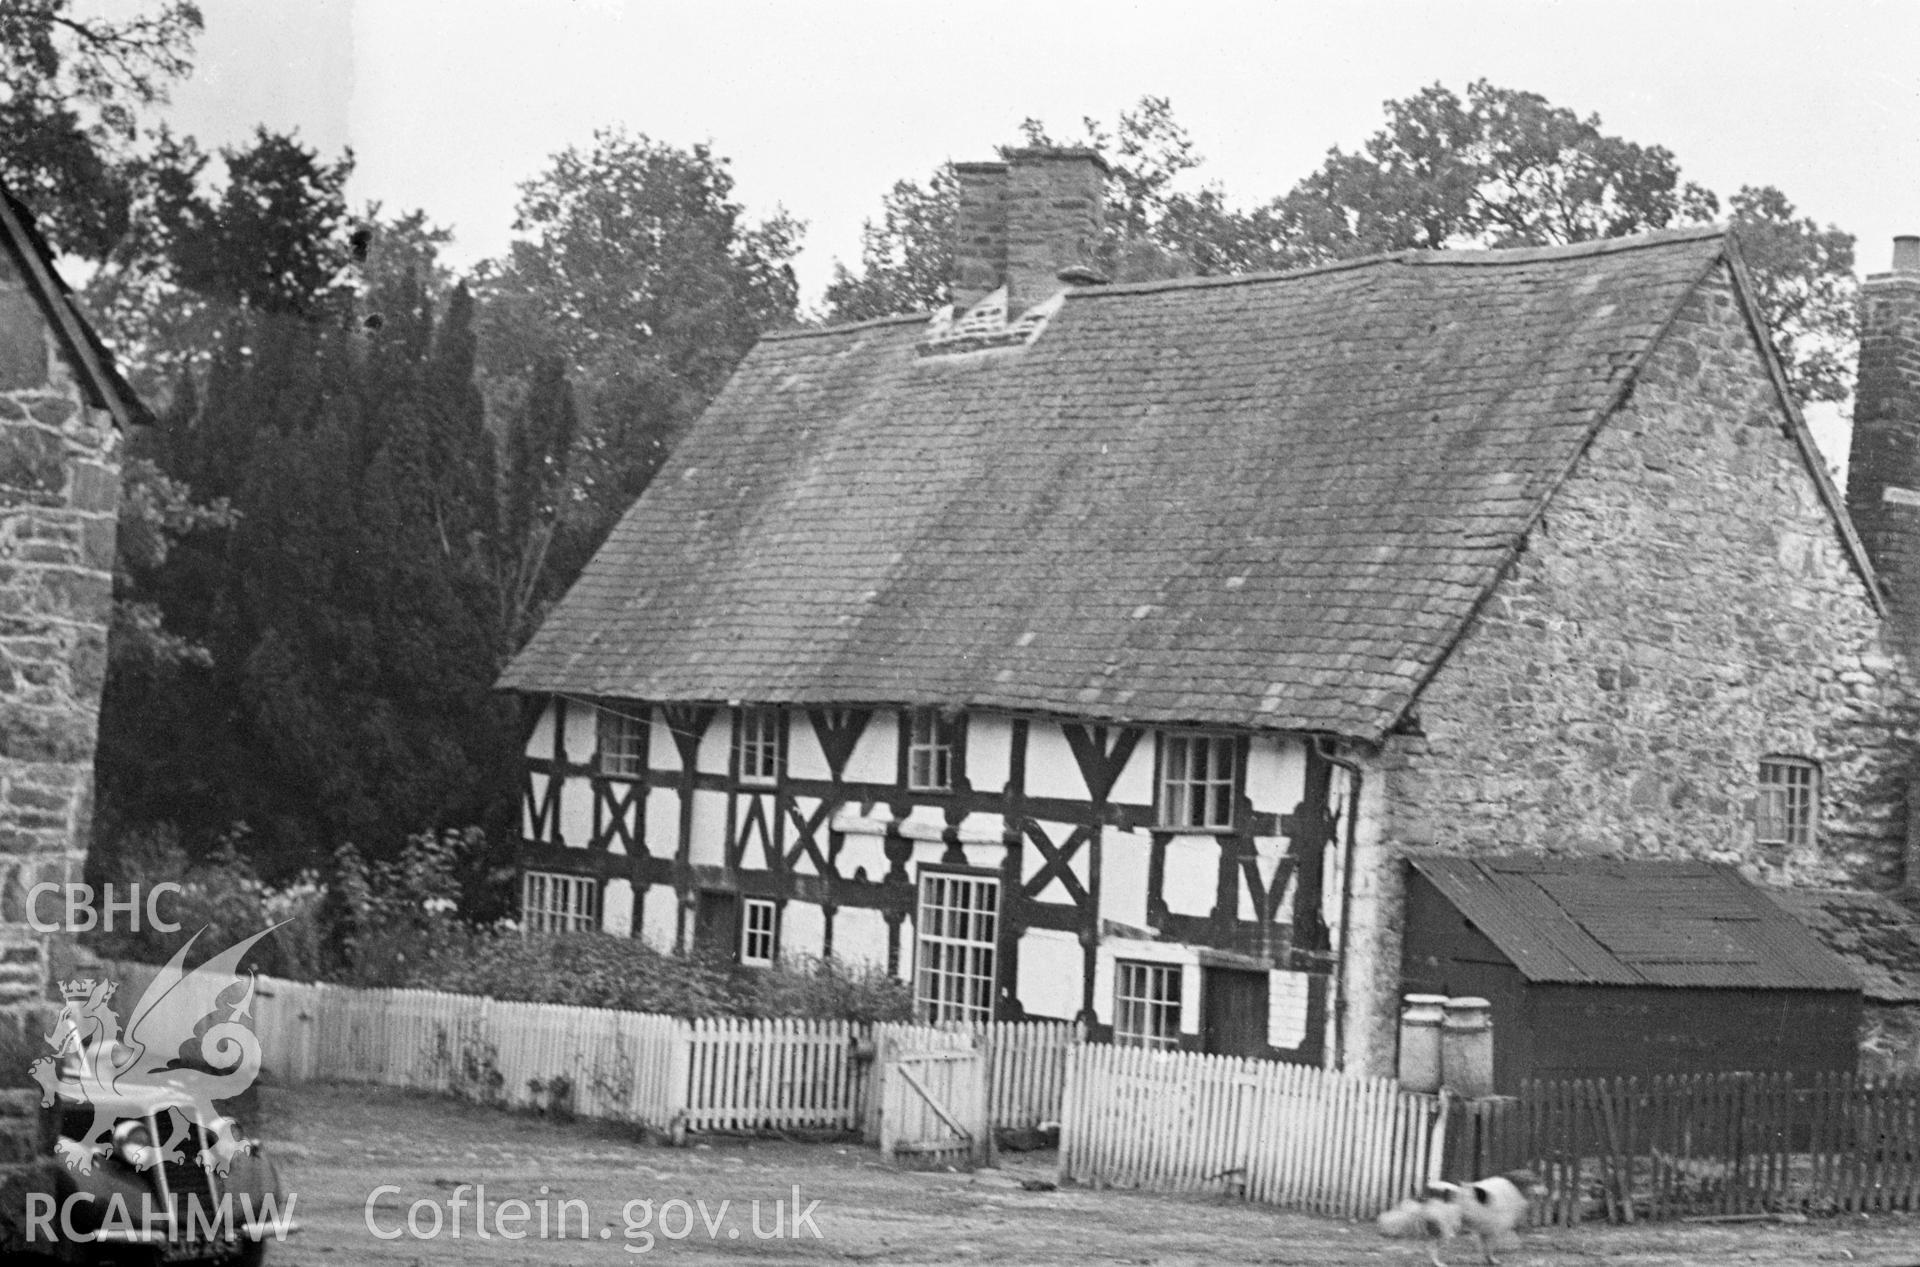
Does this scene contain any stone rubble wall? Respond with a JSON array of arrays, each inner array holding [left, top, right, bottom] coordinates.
[[1344, 262, 1918, 1075], [0, 249, 121, 1007]]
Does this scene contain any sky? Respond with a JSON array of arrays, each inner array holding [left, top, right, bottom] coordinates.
[[159, 0, 1920, 464]]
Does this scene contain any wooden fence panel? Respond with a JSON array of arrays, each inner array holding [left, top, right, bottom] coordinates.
[[1058, 1044, 1436, 1219]]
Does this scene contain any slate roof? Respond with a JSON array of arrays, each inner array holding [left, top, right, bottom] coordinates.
[[1765, 887, 1920, 1003], [1410, 855, 1861, 991], [502, 228, 1798, 740], [0, 182, 152, 430]]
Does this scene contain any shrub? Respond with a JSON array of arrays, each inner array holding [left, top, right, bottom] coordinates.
[[406, 929, 913, 1022]]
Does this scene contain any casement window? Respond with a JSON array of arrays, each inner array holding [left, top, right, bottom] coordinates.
[[1114, 960, 1183, 1050], [521, 871, 600, 934], [596, 704, 646, 778], [740, 898, 778, 968], [736, 707, 784, 786], [915, 871, 998, 1024], [1158, 731, 1239, 830], [907, 707, 959, 791], [1756, 757, 1819, 849]]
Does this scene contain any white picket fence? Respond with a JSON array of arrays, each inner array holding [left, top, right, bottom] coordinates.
[[100, 963, 1078, 1137], [1059, 1044, 1442, 1219]]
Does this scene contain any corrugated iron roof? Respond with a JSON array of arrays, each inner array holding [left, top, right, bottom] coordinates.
[[1411, 855, 1861, 992], [1765, 887, 1920, 1003]]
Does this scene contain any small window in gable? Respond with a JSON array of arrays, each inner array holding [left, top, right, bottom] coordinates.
[[907, 708, 960, 792], [740, 898, 778, 967], [596, 704, 645, 778], [1158, 732, 1238, 830], [737, 707, 784, 786], [1756, 757, 1818, 849]]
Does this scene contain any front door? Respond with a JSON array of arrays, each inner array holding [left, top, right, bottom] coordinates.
[[1200, 967, 1269, 1058]]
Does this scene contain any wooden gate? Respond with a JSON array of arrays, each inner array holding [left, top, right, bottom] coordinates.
[[878, 1041, 990, 1168]]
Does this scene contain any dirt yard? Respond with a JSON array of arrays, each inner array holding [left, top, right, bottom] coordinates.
[[249, 1082, 1920, 1265]]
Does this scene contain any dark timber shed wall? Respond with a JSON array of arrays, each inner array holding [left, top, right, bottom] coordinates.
[[1401, 868, 1861, 1091]]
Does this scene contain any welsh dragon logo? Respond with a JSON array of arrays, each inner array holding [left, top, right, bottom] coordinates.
[[28, 924, 282, 1175]]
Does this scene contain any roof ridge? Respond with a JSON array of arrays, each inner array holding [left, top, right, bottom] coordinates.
[[1074, 225, 1730, 301], [762, 310, 931, 342]]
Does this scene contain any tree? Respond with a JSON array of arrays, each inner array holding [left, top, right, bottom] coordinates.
[[0, 0, 201, 257], [476, 129, 803, 650], [1277, 80, 1855, 403], [822, 96, 1285, 323]]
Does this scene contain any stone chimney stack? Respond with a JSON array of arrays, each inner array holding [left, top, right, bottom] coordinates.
[[1848, 236, 1920, 653], [1004, 147, 1108, 316], [950, 160, 1010, 313], [948, 147, 1109, 318]]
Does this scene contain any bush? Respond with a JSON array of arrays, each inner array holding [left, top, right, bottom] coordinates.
[[406, 929, 913, 1022], [85, 824, 327, 980], [88, 822, 913, 1023]]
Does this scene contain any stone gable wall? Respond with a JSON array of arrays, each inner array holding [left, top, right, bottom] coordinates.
[[1342, 262, 1917, 1074], [0, 249, 121, 1005]]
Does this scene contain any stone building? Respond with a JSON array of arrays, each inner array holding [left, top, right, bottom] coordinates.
[[0, 185, 143, 1015], [499, 147, 1918, 1080]]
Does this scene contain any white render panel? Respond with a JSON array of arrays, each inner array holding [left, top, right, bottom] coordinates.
[[1247, 734, 1307, 814], [697, 709, 730, 772], [648, 710, 682, 774], [562, 702, 597, 764], [1099, 828, 1151, 929], [837, 829, 890, 884], [639, 883, 679, 951], [556, 775, 593, 851], [788, 713, 830, 781], [1110, 735, 1153, 806], [1268, 970, 1312, 1050], [782, 900, 826, 960], [844, 710, 897, 784], [1161, 836, 1218, 916], [1239, 836, 1291, 921], [1016, 928, 1082, 1021], [688, 789, 727, 868], [1024, 723, 1084, 801], [736, 792, 778, 870], [643, 787, 678, 857], [524, 701, 557, 760], [895, 911, 914, 983], [601, 878, 634, 936], [523, 771, 548, 842], [834, 905, 889, 970], [967, 714, 1013, 795]]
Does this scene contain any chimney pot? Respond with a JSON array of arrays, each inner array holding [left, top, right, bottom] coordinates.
[[1896, 236, 1920, 275]]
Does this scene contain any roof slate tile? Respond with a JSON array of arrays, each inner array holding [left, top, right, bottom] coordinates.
[[500, 230, 1729, 738]]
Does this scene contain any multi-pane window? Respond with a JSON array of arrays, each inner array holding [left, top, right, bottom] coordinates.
[[596, 704, 646, 777], [907, 708, 958, 791], [740, 898, 778, 967], [915, 872, 998, 1024], [737, 707, 783, 785], [1159, 732, 1238, 830], [522, 871, 600, 934], [1114, 961, 1183, 1049], [1756, 757, 1819, 849]]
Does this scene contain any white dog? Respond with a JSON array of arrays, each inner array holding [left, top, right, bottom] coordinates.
[[1377, 1171, 1539, 1266]]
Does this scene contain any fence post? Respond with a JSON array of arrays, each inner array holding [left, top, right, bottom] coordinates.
[[667, 1020, 692, 1143]]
